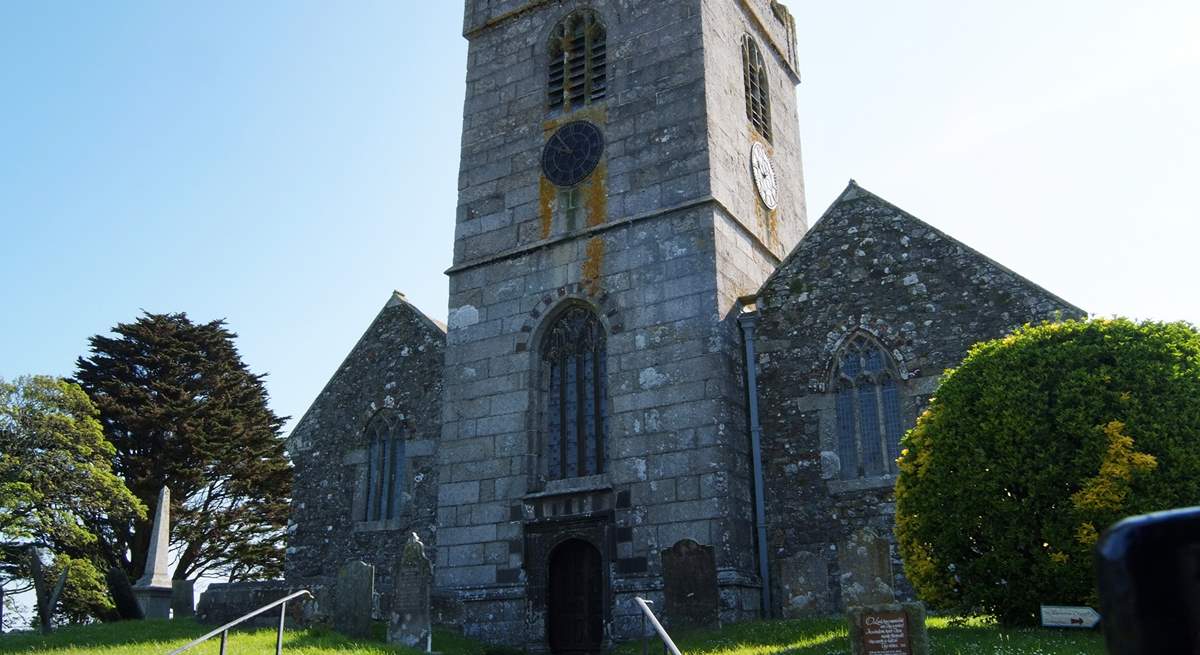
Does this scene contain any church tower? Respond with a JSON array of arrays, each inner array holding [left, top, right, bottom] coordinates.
[[440, 1, 806, 648]]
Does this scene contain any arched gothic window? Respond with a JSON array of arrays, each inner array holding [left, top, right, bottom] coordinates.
[[833, 332, 905, 479], [541, 305, 608, 479], [741, 36, 772, 141], [364, 412, 405, 521], [547, 10, 607, 113]]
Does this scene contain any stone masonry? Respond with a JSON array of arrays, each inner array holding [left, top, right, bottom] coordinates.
[[285, 292, 445, 616], [268, 0, 1090, 651], [752, 182, 1084, 616], [440, 0, 806, 647]]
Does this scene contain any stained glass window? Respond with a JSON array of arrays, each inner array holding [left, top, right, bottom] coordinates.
[[363, 412, 405, 521], [832, 332, 907, 479], [542, 305, 607, 479]]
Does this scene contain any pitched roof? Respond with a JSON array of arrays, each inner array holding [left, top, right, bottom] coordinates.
[[755, 180, 1084, 315]]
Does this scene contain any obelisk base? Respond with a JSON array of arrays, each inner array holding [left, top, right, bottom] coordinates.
[[135, 586, 173, 619]]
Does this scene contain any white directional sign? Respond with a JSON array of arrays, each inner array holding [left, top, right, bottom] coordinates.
[[1041, 605, 1101, 628]]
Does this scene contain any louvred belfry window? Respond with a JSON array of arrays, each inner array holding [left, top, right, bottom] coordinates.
[[548, 10, 607, 113], [541, 305, 608, 480], [833, 332, 906, 480], [363, 412, 405, 521], [742, 36, 772, 141]]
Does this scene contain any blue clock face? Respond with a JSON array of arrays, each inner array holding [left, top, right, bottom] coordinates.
[[541, 121, 605, 187]]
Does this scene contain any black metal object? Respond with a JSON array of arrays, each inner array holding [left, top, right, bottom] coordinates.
[[1096, 506, 1200, 654]]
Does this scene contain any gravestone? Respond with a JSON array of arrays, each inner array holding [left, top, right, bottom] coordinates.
[[388, 533, 432, 650], [661, 539, 719, 629], [847, 602, 929, 655], [838, 528, 895, 606], [334, 560, 375, 640], [171, 580, 195, 618], [107, 567, 144, 620], [134, 487, 173, 619]]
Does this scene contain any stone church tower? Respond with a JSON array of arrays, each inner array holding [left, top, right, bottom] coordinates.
[[440, 0, 804, 647]]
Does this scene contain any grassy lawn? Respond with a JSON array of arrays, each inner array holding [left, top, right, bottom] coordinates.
[[0, 616, 1105, 655], [614, 615, 1106, 655], [0, 619, 482, 655]]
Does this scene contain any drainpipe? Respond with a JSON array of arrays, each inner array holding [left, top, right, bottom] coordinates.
[[738, 306, 771, 619]]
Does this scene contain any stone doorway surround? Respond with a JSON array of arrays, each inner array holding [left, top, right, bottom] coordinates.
[[523, 512, 615, 653]]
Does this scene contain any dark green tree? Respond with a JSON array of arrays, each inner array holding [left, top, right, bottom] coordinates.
[[0, 376, 143, 629], [75, 312, 291, 583], [896, 318, 1200, 625]]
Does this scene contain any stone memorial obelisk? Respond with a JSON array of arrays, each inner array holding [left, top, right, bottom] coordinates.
[[134, 486, 173, 619]]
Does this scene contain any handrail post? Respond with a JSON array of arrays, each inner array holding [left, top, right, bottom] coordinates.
[[276, 601, 287, 655], [641, 609, 648, 655], [633, 597, 682, 655], [165, 589, 312, 655]]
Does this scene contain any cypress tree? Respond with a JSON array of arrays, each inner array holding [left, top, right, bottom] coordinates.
[[75, 312, 291, 582]]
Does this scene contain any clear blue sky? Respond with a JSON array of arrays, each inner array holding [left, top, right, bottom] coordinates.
[[3, 0, 1198, 437]]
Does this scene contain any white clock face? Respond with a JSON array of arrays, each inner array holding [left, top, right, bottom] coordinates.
[[750, 142, 779, 210]]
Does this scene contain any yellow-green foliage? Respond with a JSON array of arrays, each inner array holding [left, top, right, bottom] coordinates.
[[895, 318, 1200, 625]]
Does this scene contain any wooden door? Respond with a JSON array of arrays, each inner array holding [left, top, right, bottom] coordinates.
[[548, 539, 603, 653]]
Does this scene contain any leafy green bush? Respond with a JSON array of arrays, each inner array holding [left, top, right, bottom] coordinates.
[[896, 318, 1200, 625]]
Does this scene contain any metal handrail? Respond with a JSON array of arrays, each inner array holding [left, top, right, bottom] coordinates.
[[167, 589, 313, 655], [634, 597, 682, 655]]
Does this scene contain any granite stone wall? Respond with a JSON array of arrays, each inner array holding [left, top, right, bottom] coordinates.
[[752, 182, 1085, 616], [444, 0, 807, 648], [285, 292, 445, 616]]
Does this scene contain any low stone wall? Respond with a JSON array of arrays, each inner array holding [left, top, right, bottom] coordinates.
[[197, 581, 327, 628]]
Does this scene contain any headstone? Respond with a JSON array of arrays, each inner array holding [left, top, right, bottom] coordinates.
[[661, 539, 719, 629], [172, 580, 195, 618], [107, 566, 144, 620], [388, 533, 433, 650], [134, 486, 173, 619], [838, 528, 895, 606], [334, 560, 375, 640], [776, 550, 831, 616], [847, 602, 930, 655]]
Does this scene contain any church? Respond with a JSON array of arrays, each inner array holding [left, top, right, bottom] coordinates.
[[279, 1, 1082, 650]]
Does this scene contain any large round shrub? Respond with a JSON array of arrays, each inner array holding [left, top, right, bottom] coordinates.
[[896, 318, 1200, 625]]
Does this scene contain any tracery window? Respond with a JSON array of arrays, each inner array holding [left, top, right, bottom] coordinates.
[[741, 35, 772, 141], [547, 10, 607, 113], [363, 412, 406, 521], [541, 305, 607, 480], [833, 332, 906, 480]]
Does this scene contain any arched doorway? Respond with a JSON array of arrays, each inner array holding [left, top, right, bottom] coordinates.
[[547, 538, 604, 653]]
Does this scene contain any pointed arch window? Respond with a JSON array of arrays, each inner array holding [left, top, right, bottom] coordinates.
[[541, 305, 608, 480], [833, 332, 905, 479], [547, 10, 607, 114], [742, 35, 772, 141], [364, 412, 405, 521]]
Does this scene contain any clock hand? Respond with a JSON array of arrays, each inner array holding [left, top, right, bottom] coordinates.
[[553, 133, 573, 154]]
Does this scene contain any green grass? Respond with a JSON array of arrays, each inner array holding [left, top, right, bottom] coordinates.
[[614, 615, 1106, 655], [0, 616, 1106, 655], [0, 619, 481, 655]]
